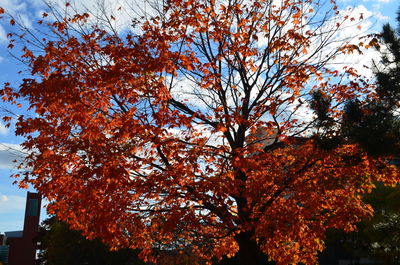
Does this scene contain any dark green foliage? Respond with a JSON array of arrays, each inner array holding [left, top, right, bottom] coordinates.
[[321, 184, 400, 265], [361, 184, 400, 264], [342, 100, 400, 156], [373, 20, 400, 128], [319, 228, 369, 265], [213, 255, 274, 265], [36, 217, 147, 265], [310, 90, 333, 129], [363, 212, 400, 264], [373, 10, 400, 104], [309, 90, 342, 150]]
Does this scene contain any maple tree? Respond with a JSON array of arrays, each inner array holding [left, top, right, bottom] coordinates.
[[1, 0, 399, 264]]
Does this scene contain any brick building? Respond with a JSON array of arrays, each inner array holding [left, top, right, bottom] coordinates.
[[0, 192, 41, 265]]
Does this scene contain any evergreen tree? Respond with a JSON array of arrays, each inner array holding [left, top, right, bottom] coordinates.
[[310, 7, 400, 156], [342, 7, 400, 156]]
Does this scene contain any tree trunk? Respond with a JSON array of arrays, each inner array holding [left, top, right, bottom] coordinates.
[[232, 231, 272, 265]]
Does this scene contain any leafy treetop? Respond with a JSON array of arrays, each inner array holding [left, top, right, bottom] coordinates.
[[0, 1, 398, 264]]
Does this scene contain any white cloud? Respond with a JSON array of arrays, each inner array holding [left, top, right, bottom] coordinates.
[[254, 3, 383, 79], [171, 76, 211, 110], [313, 4, 383, 77], [0, 219, 24, 234], [0, 193, 26, 214], [41, 0, 160, 33], [0, 196, 25, 231], [0, 143, 25, 169], [0, 0, 35, 37], [0, 0, 155, 36], [27, 0, 47, 8], [0, 122, 8, 135], [0, 192, 47, 232], [0, 24, 6, 42], [373, 10, 390, 21], [0, 0, 28, 14], [365, 0, 392, 2]]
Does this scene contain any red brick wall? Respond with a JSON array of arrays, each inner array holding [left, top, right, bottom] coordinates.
[[8, 192, 41, 265]]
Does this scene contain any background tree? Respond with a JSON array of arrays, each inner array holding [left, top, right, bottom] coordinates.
[[1, 1, 399, 265], [340, 6, 400, 157], [321, 8, 400, 264], [319, 184, 400, 265], [362, 184, 400, 264], [38, 216, 208, 265], [37, 216, 147, 265]]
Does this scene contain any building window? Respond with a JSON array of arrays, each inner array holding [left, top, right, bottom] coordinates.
[[0, 245, 9, 265], [27, 199, 38, 216]]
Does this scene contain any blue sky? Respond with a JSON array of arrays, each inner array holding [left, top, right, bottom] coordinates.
[[0, 0, 399, 233]]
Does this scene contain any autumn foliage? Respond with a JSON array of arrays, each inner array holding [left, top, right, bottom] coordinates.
[[1, 0, 398, 264]]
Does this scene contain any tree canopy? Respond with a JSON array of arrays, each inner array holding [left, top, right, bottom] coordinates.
[[1, 1, 399, 264]]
